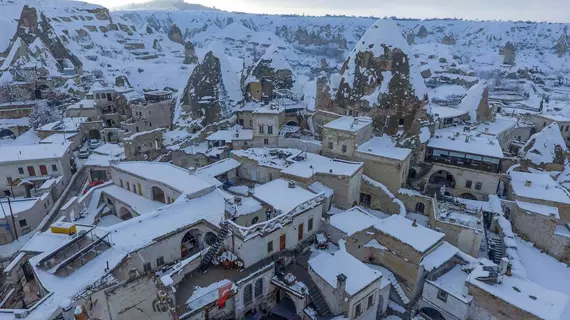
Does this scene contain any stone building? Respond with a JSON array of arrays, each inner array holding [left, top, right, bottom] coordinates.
[[122, 95, 171, 134], [321, 116, 373, 159], [122, 128, 165, 161]]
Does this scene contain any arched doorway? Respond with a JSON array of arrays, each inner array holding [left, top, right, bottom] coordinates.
[[458, 193, 477, 200], [408, 168, 417, 179], [428, 170, 456, 188], [180, 229, 202, 258], [151, 186, 166, 203], [286, 121, 298, 127], [118, 206, 133, 220], [415, 202, 425, 214], [420, 307, 445, 320]]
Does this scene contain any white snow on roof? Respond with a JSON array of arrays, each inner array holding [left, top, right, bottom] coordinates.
[[38, 117, 88, 132], [66, 99, 95, 109], [374, 215, 444, 253], [186, 279, 234, 310], [428, 128, 503, 158], [324, 116, 372, 132], [429, 106, 468, 120], [100, 184, 164, 215], [521, 122, 568, 166], [253, 179, 319, 214], [467, 265, 567, 320], [112, 162, 216, 196], [281, 153, 363, 179], [428, 265, 472, 303], [356, 136, 412, 161], [458, 81, 487, 121], [231, 148, 299, 169], [516, 200, 560, 219], [475, 115, 518, 136], [0, 142, 69, 163], [308, 240, 381, 296], [420, 241, 459, 272], [93, 143, 124, 157], [510, 171, 570, 204], [206, 125, 253, 142], [0, 117, 28, 129], [308, 181, 334, 197], [0, 198, 39, 215], [196, 158, 240, 178], [100, 189, 227, 253], [39, 133, 75, 144], [329, 207, 383, 236]]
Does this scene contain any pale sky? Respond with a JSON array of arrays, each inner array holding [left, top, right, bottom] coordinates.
[[85, 0, 570, 22]]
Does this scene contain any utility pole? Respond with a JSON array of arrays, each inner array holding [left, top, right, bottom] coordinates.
[[3, 190, 18, 241], [0, 201, 15, 242]]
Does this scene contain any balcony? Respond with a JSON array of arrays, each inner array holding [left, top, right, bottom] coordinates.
[[425, 154, 500, 174]]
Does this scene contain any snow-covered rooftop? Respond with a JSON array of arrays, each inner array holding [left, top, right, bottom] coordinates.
[[0, 142, 69, 163], [38, 117, 88, 132], [66, 99, 95, 109], [374, 215, 444, 253], [308, 240, 381, 296], [516, 200, 560, 219], [467, 265, 567, 320], [428, 265, 472, 303], [253, 179, 319, 214], [231, 148, 299, 169], [329, 207, 383, 236], [112, 162, 216, 196], [521, 122, 568, 166], [323, 116, 372, 132], [0, 198, 39, 215], [356, 136, 412, 161], [509, 171, 570, 204], [420, 241, 459, 272], [206, 125, 253, 142], [430, 106, 468, 120], [39, 133, 75, 145], [428, 128, 504, 158], [195, 158, 240, 178], [281, 152, 363, 179]]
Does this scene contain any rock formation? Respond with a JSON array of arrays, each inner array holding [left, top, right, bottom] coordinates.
[[183, 41, 198, 64], [416, 25, 428, 39], [181, 44, 242, 125], [244, 45, 294, 101], [457, 81, 491, 123], [520, 122, 568, 170], [502, 41, 516, 65], [168, 23, 184, 44]]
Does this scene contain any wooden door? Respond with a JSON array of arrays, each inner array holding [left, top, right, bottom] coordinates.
[[39, 165, 47, 175], [27, 166, 35, 176], [280, 234, 286, 251], [298, 223, 304, 241]]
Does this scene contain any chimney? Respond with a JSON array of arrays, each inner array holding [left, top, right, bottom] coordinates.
[[524, 180, 532, 187], [60, 299, 75, 320], [412, 219, 417, 227], [234, 196, 242, 206], [336, 273, 347, 293], [499, 257, 509, 275], [465, 135, 470, 143], [288, 180, 296, 188]]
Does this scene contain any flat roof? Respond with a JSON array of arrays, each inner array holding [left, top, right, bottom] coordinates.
[[253, 179, 319, 214], [510, 171, 570, 205], [428, 265, 472, 303], [324, 116, 372, 132], [281, 153, 363, 179], [113, 162, 216, 196], [206, 126, 253, 142], [0, 198, 39, 215], [428, 128, 504, 158], [308, 241, 381, 296], [329, 207, 383, 236], [196, 158, 241, 178], [516, 200, 560, 219], [0, 142, 69, 163], [38, 117, 87, 132], [374, 215, 444, 253], [356, 136, 412, 161]]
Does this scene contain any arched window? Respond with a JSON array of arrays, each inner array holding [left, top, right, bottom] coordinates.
[[254, 278, 263, 298], [95, 93, 100, 99], [39, 165, 47, 175], [243, 283, 253, 305], [27, 166, 36, 176]]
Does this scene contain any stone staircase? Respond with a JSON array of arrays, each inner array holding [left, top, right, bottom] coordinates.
[[488, 235, 505, 264], [387, 274, 411, 305], [198, 222, 230, 271], [307, 282, 333, 319]]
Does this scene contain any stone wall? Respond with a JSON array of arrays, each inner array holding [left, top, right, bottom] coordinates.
[[467, 283, 542, 320], [123, 129, 165, 161], [354, 151, 410, 194], [425, 163, 500, 200]]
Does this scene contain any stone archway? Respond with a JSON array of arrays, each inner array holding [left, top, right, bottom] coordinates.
[[415, 202, 425, 214], [151, 186, 166, 203], [180, 229, 203, 258], [286, 120, 298, 127], [458, 192, 477, 200], [118, 206, 133, 220], [420, 307, 446, 320]]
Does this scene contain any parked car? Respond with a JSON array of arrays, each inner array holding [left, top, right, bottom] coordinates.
[[78, 148, 90, 159], [88, 139, 102, 149]]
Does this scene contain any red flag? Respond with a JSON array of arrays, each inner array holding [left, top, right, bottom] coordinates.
[[217, 282, 233, 308]]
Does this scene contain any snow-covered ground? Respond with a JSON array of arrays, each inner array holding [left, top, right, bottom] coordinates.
[[517, 237, 570, 318]]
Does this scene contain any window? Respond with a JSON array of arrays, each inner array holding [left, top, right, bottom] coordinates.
[[258, 125, 264, 134], [106, 93, 112, 101], [18, 167, 24, 174], [149, 122, 152, 127], [156, 256, 164, 266], [543, 122, 546, 127], [354, 303, 362, 317], [264, 138, 269, 145], [328, 142, 334, 150], [27, 166, 35, 176], [308, 218, 313, 231], [251, 217, 259, 225], [143, 262, 152, 272], [148, 110, 151, 115], [437, 289, 448, 303], [51, 164, 57, 172], [566, 126, 569, 132], [238, 119, 244, 126], [19, 219, 27, 227], [244, 284, 253, 305], [136, 126, 139, 132], [267, 241, 273, 253], [255, 278, 263, 298], [342, 145, 347, 153], [6, 177, 12, 184], [40, 165, 47, 175], [475, 182, 482, 190], [126, 182, 130, 190], [399, 118, 405, 126], [120, 179, 124, 188], [267, 125, 273, 134], [95, 93, 100, 99], [465, 180, 472, 188], [367, 294, 374, 309], [249, 120, 253, 128]]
